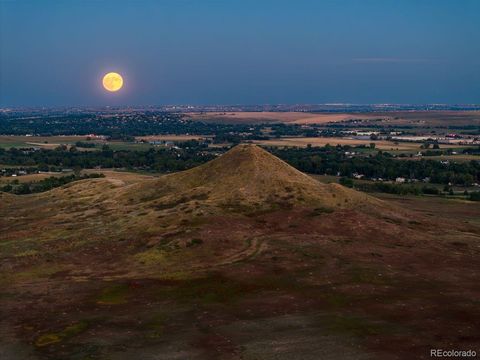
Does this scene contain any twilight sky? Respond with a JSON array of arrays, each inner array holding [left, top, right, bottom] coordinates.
[[1, 0, 479, 107]]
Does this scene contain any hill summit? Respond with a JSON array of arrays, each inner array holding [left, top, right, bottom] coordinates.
[[121, 144, 375, 212]]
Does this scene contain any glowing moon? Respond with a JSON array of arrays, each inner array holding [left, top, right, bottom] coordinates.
[[102, 72, 123, 92]]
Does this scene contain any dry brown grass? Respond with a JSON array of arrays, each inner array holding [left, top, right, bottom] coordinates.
[[83, 169, 156, 184], [185, 112, 377, 124]]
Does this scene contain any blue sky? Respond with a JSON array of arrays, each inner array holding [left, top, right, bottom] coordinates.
[[1, 0, 479, 106]]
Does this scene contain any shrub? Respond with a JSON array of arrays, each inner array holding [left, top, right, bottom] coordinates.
[[339, 177, 354, 188], [470, 191, 480, 201]]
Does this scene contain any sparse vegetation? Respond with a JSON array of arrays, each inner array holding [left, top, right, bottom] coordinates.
[[35, 321, 88, 347], [96, 284, 130, 305]]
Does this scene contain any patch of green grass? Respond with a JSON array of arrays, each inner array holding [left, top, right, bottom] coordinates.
[[35, 321, 88, 347], [96, 284, 130, 305], [134, 248, 167, 265], [156, 271, 195, 281], [10, 264, 64, 282], [62, 321, 89, 337], [14, 249, 39, 257], [35, 334, 61, 347]]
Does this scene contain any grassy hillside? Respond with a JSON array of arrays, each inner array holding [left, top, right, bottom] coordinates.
[[1, 144, 479, 360]]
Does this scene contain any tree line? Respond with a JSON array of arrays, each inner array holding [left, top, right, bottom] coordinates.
[[1, 173, 104, 194], [269, 145, 480, 186], [1, 144, 479, 189]]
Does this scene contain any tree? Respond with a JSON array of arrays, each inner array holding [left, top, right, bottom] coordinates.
[[74, 166, 82, 176], [1, 184, 12, 192], [339, 177, 354, 188]]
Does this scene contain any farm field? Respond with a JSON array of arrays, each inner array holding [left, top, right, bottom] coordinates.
[[0, 135, 154, 151], [0, 135, 95, 149], [0, 135, 215, 151], [374, 192, 480, 226], [185, 110, 480, 127], [310, 173, 480, 195], [251, 137, 469, 150], [135, 135, 213, 142], [363, 110, 480, 127], [185, 111, 380, 124]]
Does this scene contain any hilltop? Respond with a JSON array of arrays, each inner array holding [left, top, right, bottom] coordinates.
[[117, 144, 380, 212], [0, 144, 394, 275]]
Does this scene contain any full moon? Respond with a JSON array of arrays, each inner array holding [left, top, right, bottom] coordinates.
[[102, 72, 124, 92]]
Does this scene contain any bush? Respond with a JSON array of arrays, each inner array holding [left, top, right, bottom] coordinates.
[[339, 177, 354, 188], [75, 141, 96, 148], [421, 186, 440, 195], [470, 191, 480, 201]]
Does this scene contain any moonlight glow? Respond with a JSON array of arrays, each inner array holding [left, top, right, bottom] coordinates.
[[102, 72, 124, 92]]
